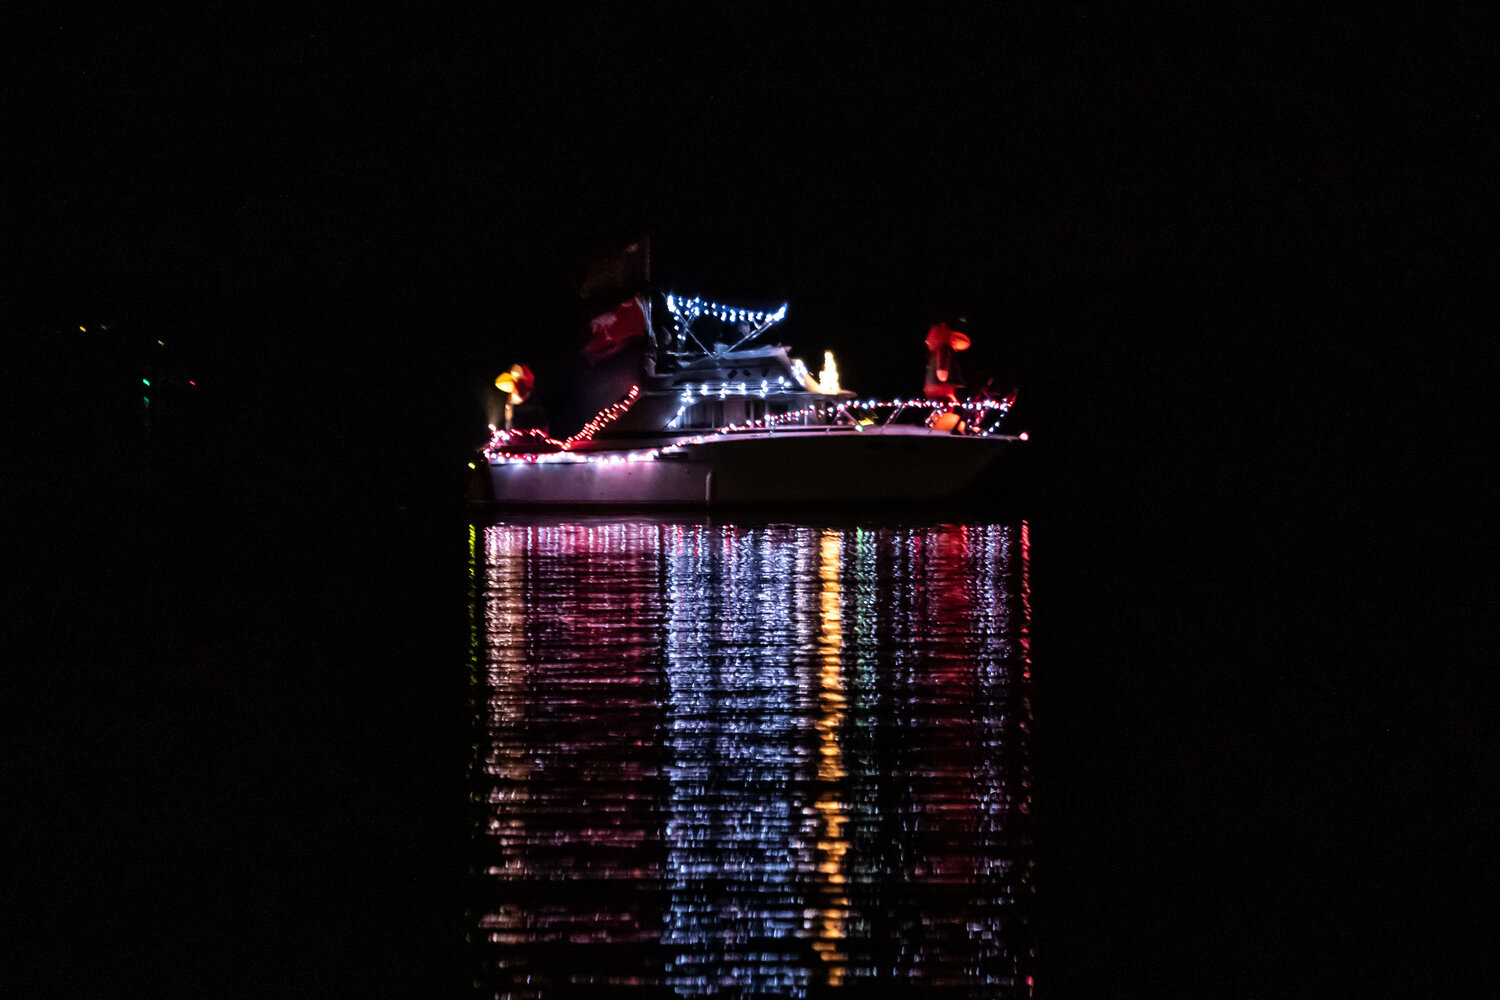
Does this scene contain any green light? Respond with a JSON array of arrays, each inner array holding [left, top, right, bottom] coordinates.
[[143, 397, 150, 407], [142, 378, 150, 386]]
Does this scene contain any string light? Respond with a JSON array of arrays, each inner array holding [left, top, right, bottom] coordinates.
[[685, 397, 1015, 438], [671, 377, 794, 398], [664, 294, 787, 326], [487, 446, 675, 466], [485, 397, 1019, 466], [481, 385, 642, 461], [559, 384, 641, 449]]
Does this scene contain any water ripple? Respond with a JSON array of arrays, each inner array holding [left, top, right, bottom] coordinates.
[[470, 519, 1035, 997]]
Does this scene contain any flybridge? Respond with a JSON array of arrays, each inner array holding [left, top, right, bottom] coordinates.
[[660, 292, 790, 361], [662, 293, 788, 327]]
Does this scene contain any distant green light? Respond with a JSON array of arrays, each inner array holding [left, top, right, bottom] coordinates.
[[143, 397, 150, 407], [142, 378, 150, 386]]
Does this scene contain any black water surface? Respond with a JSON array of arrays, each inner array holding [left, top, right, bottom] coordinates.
[[15, 314, 1492, 999], [469, 519, 1036, 997], [14, 350, 1492, 999]]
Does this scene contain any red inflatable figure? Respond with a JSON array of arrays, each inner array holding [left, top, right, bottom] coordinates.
[[924, 323, 971, 401]]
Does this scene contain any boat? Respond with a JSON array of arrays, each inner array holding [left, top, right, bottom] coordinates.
[[473, 289, 1026, 507]]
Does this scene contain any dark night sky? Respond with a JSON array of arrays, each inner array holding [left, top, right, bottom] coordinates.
[[16, 8, 1488, 425], [10, 7, 1496, 998], [14, 6, 1489, 495]]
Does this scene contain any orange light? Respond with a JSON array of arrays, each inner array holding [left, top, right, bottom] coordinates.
[[496, 364, 534, 405]]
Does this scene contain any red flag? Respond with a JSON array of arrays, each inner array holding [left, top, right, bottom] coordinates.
[[585, 296, 648, 362]]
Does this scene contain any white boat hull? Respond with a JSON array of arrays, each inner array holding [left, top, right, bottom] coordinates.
[[484, 428, 1019, 506]]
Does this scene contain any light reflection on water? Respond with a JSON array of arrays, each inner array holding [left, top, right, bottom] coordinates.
[[470, 518, 1035, 997]]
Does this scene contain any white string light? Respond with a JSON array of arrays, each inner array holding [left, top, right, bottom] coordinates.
[[664, 294, 788, 327], [484, 397, 1017, 466]]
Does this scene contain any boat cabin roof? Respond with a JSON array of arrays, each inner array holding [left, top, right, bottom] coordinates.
[[651, 344, 802, 390]]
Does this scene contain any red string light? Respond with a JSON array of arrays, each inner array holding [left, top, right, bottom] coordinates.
[[560, 384, 641, 450], [483, 385, 642, 461], [482, 392, 1016, 466]]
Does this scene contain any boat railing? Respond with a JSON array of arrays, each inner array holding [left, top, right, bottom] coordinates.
[[709, 396, 1014, 438]]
